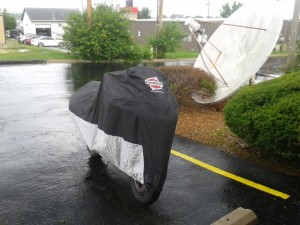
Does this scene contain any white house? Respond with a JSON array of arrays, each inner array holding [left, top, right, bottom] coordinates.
[[21, 8, 79, 39]]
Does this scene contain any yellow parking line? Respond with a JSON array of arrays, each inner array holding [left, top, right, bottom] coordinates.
[[171, 149, 290, 200]]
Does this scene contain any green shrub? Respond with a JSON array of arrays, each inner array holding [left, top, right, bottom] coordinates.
[[224, 73, 300, 159], [63, 4, 145, 62], [199, 79, 216, 95], [159, 66, 216, 107], [149, 22, 185, 59]]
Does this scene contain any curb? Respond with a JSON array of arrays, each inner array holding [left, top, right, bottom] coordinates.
[[211, 207, 257, 225], [0, 60, 47, 65]]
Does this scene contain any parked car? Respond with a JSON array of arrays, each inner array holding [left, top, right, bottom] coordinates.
[[19, 33, 38, 43], [9, 29, 20, 38], [25, 35, 40, 45], [31, 36, 64, 47]]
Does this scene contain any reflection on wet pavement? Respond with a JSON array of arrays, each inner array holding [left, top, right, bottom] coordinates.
[[0, 60, 299, 225]]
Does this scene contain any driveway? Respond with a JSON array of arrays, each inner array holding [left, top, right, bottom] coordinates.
[[0, 63, 299, 225]]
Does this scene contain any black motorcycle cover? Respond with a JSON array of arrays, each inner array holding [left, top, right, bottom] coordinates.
[[69, 66, 178, 191]]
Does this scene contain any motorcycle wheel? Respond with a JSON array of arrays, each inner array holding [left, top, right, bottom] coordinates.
[[130, 179, 161, 205], [87, 146, 102, 158]]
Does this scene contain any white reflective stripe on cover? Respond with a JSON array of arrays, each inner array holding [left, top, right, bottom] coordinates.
[[70, 112, 144, 184]]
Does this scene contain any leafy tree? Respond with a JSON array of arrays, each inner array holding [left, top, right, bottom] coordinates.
[[220, 1, 243, 18], [138, 7, 151, 19], [232, 1, 243, 11], [5, 15, 16, 30], [149, 22, 185, 59], [1, 9, 16, 30], [63, 4, 148, 62]]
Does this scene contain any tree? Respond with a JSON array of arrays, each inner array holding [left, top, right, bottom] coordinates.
[[1, 9, 16, 30], [5, 15, 16, 30], [63, 4, 147, 62], [220, 1, 243, 18], [138, 7, 151, 19], [149, 22, 185, 59]]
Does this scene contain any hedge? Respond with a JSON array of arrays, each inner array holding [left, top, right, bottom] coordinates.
[[224, 72, 300, 158]]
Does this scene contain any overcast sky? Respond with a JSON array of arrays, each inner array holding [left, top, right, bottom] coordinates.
[[0, 0, 295, 19]]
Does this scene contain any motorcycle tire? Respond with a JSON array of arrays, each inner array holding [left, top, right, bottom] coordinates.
[[130, 179, 161, 205]]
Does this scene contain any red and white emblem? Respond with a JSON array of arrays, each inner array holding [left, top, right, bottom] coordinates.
[[145, 77, 164, 92]]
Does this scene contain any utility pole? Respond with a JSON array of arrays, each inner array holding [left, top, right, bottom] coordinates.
[[87, 0, 92, 25], [155, 0, 163, 58], [206, 1, 210, 18], [287, 0, 300, 65], [157, 0, 163, 35]]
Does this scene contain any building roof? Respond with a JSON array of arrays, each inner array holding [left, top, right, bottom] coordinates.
[[21, 8, 79, 22]]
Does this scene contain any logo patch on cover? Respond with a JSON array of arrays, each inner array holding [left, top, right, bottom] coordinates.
[[145, 77, 164, 92]]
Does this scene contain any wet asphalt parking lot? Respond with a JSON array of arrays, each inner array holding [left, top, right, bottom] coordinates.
[[0, 62, 299, 225]]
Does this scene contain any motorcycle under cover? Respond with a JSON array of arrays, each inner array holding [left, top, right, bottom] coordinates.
[[69, 67, 178, 191]]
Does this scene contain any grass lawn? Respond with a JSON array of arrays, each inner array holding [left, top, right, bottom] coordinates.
[[0, 39, 288, 61], [272, 50, 288, 55], [165, 51, 199, 59], [0, 40, 76, 61]]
